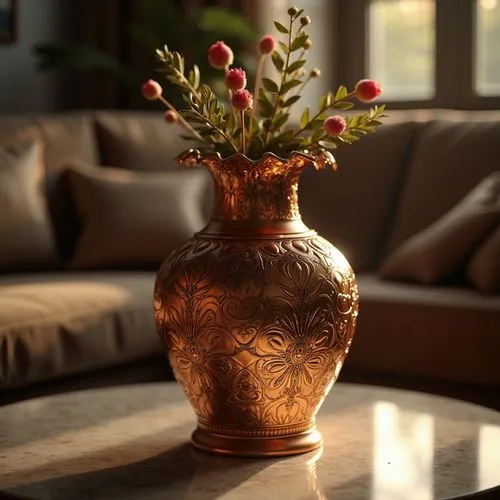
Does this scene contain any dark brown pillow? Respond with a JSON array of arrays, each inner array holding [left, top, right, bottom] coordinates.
[[67, 162, 208, 269], [467, 225, 500, 294], [379, 172, 500, 285], [0, 140, 58, 272]]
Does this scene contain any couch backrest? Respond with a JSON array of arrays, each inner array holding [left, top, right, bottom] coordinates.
[[300, 121, 418, 271], [2, 109, 500, 271], [381, 111, 500, 257]]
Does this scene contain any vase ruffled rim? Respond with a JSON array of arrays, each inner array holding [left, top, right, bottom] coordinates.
[[177, 148, 337, 172]]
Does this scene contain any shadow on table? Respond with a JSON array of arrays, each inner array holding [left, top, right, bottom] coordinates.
[[4, 424, 306, 500]]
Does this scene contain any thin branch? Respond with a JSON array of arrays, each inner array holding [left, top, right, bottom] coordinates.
[[190, 108, 239, 152], [264, 15, 294, 144], [249, 54, 266, 143], [158, 95, 205, 143]]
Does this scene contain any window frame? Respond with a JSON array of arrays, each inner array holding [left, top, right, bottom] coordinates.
[[333, 0, 500, 109]]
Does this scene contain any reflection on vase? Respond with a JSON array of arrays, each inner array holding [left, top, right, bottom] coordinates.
[[185, 446, 326, 500], [372, 401, 434, 500]]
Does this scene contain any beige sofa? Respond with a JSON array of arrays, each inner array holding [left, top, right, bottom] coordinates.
[[0, 110, 499, 403]]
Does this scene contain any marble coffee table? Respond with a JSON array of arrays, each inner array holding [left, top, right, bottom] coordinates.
[[1, 382, 499, 500]]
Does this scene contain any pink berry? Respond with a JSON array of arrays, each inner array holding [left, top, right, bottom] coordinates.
[[259, 35, 277, 55], [208, 41, 234, 70], [324, 115, 346, 137], [355, 79, 382, 102], [164, 110, 178, 123], [225, 68, 247, 91], [231, 89, 253, 111], [142, 79, 162, 100]]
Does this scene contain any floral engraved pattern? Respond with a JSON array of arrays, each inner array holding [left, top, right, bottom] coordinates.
[[154, 234, 358, 436]]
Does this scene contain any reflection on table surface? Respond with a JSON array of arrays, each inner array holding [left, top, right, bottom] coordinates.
[[1, 382, 499, 500]]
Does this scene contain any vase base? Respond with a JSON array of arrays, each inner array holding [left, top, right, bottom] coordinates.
[[191, 427, 322, 457]]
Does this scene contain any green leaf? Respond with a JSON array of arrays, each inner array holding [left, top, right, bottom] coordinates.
[[278, 41, 289, 54], [271, 113, 289, 131], [274, 21, 289, 34], [334, 85, 348, 101], [271, 51, 284, 71], [209, 98, 217, 114], [282, 79, 302, 93], [300, 107, 310, 129], [173, 52, 183, 73], [258, 92, 275, 117], [290, 34, 309, 52], [319, 140, 339, 149], [225, 113, 236, 133], [249, 135, 265, 159], [286, 59, 306, 73], [318, 94, 328, 110], [266, 129, 295, 149], [333, 101, 354, 110], [262, 77, 279, 93], [283, 95, 301, 107], [262, 118, 272, 130], [190, 64, 200, 89], [312, 127, 324, 141]]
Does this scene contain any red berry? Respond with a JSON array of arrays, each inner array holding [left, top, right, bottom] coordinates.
[[324, 115, 346, 137], [355, 79, 382, 102], [225, 68, 247, 91], [142, 79, 162, 100], [259, 35, 277, 55], [231, 89, 253, 111], [208, 41, 234, 70], [164, 110, 178, 123]]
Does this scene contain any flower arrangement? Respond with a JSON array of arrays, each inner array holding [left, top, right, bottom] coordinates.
[[142, 5, 385, 163]]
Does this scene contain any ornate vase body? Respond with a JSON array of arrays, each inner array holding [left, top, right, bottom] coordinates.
[[154, 152, 358, 457]]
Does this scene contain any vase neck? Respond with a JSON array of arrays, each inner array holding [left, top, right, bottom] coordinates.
[[199, 154, 312, 236], [178, 150, 336, 237]]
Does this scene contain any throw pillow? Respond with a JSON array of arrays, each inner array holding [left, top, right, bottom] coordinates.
[[379, 172, 500, 285], [467, 225, 500, 294], [0, 140, 58, 272], [67, 162, 208, 269]]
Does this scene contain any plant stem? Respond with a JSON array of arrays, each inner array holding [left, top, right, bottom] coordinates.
[[173, 67, 202, 102], [296, 75, 312, 98], [241, 110, 246, 155], [264, 15, 294, 144], [190, 108, 239, 152], [249, 54, 266, 143], [158, 95, 204, 142]]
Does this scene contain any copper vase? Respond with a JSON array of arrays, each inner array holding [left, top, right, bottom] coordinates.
[[154, 150, 358, 457]]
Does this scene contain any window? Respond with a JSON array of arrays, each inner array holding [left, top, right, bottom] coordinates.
[[476, 0, 500, 96], [258, 0, 500, 109], [369, 0, 435, 101]]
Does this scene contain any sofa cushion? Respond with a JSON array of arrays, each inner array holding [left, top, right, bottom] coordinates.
[[467, 225, 500, 294], [1, 113, 100, 261], [94, 111, 187, 171], [0, 271, 161, 389], [0, 140, 58, 272], [299, 122, 417, 271], [379, 172, 500, 284], [93, 111, 214, 219], [386, 120, 500, 253], [67, 162, 207, 269], [345, 273, 500, 386]]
